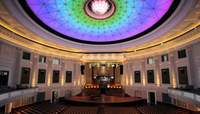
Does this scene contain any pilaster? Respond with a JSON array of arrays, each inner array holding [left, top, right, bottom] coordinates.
[[169, 51, 178, 88], [31, 53, 39, 87], [47, 56, 53, 86], [141, 58, 146, 86]]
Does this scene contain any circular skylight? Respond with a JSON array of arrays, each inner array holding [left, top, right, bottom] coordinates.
[[25, 0, 173, 42]]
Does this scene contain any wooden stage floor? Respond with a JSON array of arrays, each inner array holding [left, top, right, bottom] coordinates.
[[65, 95, 142, 104]]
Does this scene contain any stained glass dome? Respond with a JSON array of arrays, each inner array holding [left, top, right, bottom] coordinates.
[[23, 0, 174, 43]]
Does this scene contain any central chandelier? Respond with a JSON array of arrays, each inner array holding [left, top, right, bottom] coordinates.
[[91, 0, 110, 15]]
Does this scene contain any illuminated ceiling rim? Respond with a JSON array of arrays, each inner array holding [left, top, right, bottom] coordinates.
[[19, 0, 180, 44]]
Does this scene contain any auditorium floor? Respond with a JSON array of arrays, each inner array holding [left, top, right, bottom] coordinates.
[[65, 94, 142, 104]]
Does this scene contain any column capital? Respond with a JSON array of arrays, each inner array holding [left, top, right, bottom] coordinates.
[[33, 53, 39, 58], [169, 51, 174, 56], [48, 56, 53, 61], [61, 58, 65, 62], [0, 41, 3, 47], [187, 45, 193, 51], [16, 48, 22, 53], [154, 55, 159, 60], [141, 58, 145, 62]]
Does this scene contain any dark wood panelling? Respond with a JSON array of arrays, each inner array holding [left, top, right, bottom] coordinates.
[[162, 68, 170, 84], [21, 67, 30, 84], [66, 71, 72, 83], [147, 70, 154, 83], [38, 69, 46, 83], [134, 71, 141, 83], [53, 70, 59, 83], [0, 71, 9, 85], [178, 66, 188, 85]]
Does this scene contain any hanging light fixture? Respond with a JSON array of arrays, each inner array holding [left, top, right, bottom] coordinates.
[[91, 0, 110, 15]]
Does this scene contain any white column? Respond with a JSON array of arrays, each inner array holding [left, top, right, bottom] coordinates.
[[61, 59, 65, 86], [169, 51, 178, 88], [31, 53, 39, 87], [76, 62, 79, 85], [77, 62, 81, 85], [47, 56, 53, 86], [154, 55, 161, 87], [141, 58, 146, 86], [130, 62, 133, 85], [73, 62, 77, 85], [127, 61, 130, 85], [187, 45, 196, 86], [13, 48, 22, 86]]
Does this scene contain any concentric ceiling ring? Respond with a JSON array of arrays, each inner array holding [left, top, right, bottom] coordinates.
[[20, 0, 179, 44]]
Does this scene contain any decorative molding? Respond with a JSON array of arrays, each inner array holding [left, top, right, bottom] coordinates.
[[154, 55, 159, 60], [81, 54, 125, 60], [187, 45, 193, 51], [48, 56, 53, 61], [0, 26, 80, 59], [16, 47, 22, 53], [1, 22, 200, 59], [169, 51, 175, 56], [33, 52, 39, 58]]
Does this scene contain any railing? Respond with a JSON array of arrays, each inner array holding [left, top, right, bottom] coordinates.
[[168, 88, 200, 108], [0, 88, 38, 107]]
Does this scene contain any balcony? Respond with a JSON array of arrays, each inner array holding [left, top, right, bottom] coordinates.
[[168, 88, 200, 108], [0, 88, 38, 107]]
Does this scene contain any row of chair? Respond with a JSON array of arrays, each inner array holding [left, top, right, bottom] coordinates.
[[11, 102, 67, 114], [60, 106, 98, 114], [137, 104, 191, 114]]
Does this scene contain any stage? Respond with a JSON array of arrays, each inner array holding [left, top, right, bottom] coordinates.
[[65, 95, 143, 105]]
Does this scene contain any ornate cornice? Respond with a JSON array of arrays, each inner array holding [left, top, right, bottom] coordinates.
[[81, 54, 125, 60], [0, 26, 80, 59]]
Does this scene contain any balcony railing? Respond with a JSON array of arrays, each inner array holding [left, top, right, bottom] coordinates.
[[168, 88, 200, 108], [0, 88, 38, 107]]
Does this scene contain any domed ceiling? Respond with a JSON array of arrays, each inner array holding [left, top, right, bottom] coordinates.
[[19, 0, 180, 44]]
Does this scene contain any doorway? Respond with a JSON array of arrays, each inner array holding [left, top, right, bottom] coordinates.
[[101, 88, 105, 94], [147, 91, 156, 105], [0, 71, 9, 85], [52, 91, 59, 103], [149, 92, 155, 104]]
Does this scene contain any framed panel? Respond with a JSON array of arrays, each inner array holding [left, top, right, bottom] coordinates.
[[22, 52, 30, 60], [21, 67, 31, 84], [0, 71, 9, 85], [161, 68, 170, 84], [53, 70, 59, 83], [38, 69, 46, 83], [39, 56, 46, 63], [147, 70, 154, 83], [161, 54, 169, 62], [66, 71, 72, 83], [178, 66, 188, 85], [134, 71, 141, 83], [178, 49, 186, 59]]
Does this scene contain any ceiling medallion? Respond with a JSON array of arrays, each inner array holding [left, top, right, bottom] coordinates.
[[84, 0, 116, 20]]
